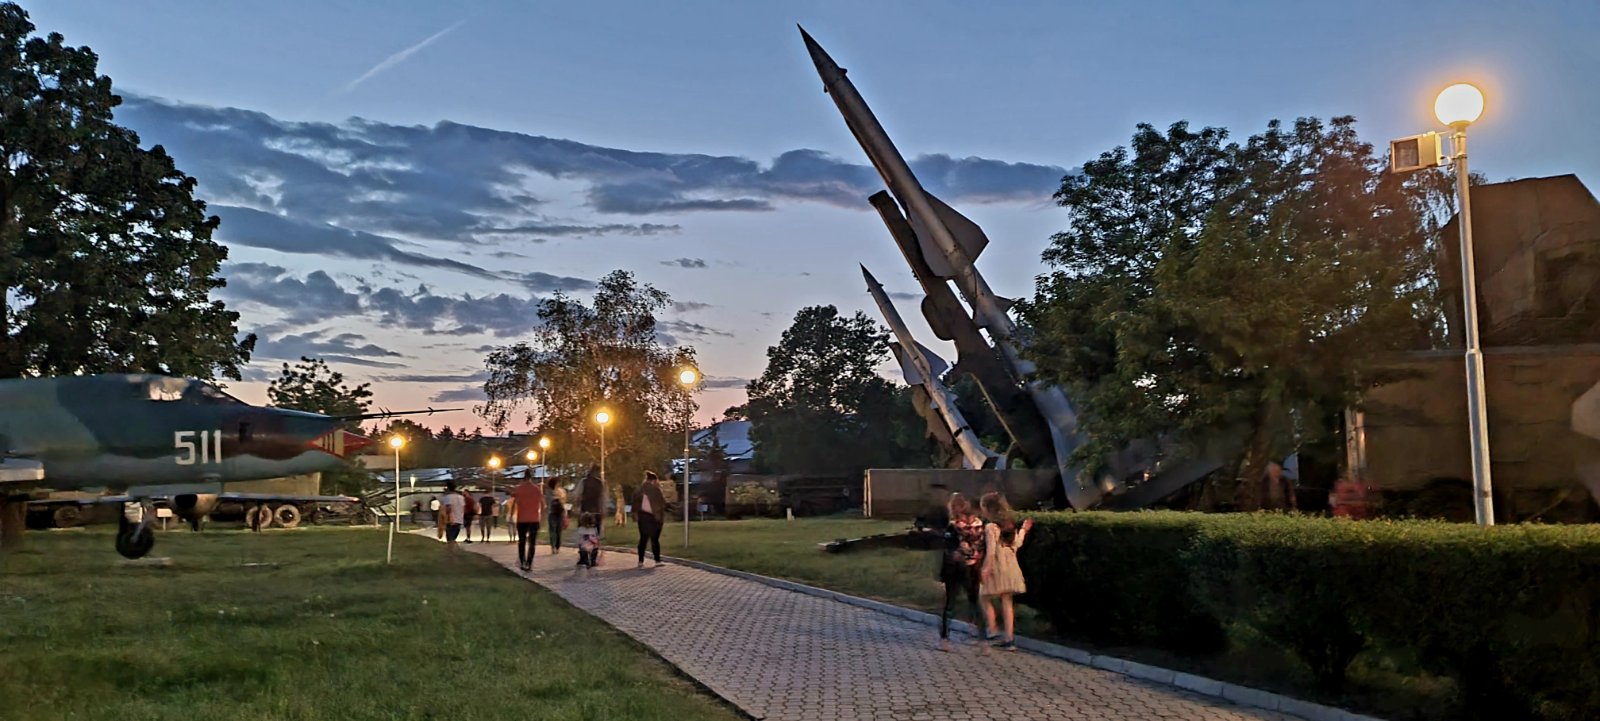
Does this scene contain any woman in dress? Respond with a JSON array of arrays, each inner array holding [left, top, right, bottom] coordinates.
[[978, 492, 1033, 651]]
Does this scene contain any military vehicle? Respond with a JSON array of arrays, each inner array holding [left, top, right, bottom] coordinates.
[[0, 374, 445, 558], [1350, 175, 1600, 521]]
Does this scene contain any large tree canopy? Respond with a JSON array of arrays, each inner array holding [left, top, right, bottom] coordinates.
[[1021, 117, 1447, 509], [738, 305, 930, 477], [481, 270, 693, 512], [0, 4, 253, 380]]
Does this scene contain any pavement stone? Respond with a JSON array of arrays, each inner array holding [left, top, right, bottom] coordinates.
[[454, 538, 1310, 721]]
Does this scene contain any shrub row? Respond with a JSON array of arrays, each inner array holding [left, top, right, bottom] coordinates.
[[1016, 512, 1600, 721]]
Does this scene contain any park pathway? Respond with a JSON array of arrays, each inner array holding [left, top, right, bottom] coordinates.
[[452, 538, 1308, 721]]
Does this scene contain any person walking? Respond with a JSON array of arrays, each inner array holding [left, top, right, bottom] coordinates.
[[510, 474, 545, 571], [460, 486, 477, 544], [632, 471, 667, 568], [978, 492, 1032, 651], [478, 492, 496, 542], [439, 483, 466, 553], [938, 493, 986, 652], [546, 476, 568, 554], [578, 465, 605, 540]]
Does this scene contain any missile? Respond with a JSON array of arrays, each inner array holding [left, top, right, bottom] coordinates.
[[862, 265, 999, 470], [801, 27, 1102, 507]]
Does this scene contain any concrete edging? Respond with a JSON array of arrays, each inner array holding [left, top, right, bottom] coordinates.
[[608, 545, 1387, 721]]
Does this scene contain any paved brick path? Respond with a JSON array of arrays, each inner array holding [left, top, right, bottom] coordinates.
[[459, 540, 1302, 721]]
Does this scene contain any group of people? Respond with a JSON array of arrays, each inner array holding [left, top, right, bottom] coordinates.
[[429, 464, 672, 574], [434, 474, 570, 570], [937, 491, 1034, 652]]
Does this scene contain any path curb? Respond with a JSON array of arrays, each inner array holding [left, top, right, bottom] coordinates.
[[611, 546, 1387, 721]]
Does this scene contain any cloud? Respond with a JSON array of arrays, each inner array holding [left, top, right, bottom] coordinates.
[[658, 319, 732, 339], [224, 265, 555, 341], [702, 376, 749, 389], [673, 301, 712, 313], [661, 257, 708, 269], [254, 330, 407, 368], [431, 385, 487, 403], [114, 96, 1071, 252], [339, 18, 468, 95], [378, 371, 490, 383], [887, 290, 921, 301]]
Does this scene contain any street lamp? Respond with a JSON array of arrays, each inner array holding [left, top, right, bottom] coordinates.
[[539, 436, 552, 478], [594, 410, 611, 488], [386, 435, 405, 565], [1389, 82, 1494, 526], [677, 368, 699, 547], [488, 455, 502, 494]]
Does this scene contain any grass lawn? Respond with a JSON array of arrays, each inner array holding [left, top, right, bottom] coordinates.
[[0, 526, 742, 721]]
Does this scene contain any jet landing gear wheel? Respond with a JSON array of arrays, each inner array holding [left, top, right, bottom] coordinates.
[[273, 504, 301, 529], [115, 523, 155, 559]]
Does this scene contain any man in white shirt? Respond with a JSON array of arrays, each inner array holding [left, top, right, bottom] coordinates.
[[439, 484, 466, 552]]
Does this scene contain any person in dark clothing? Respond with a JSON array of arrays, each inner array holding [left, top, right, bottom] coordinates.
[[578, 465, 605, 539], [632, 471, 668, 568], [939, 493, 986, 652], [546, 476, 568, 553], [460, 487, 477, 543]]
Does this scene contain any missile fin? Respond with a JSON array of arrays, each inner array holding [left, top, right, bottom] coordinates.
[[914, 340, 950, 380], [920, 296, 956, 341], [889, 342, 925, 386]]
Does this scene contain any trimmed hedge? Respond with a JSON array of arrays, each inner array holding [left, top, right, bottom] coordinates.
[[1016, 512, 1600, 721]]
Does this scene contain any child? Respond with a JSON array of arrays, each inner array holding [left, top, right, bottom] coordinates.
[[938, 493, 986, 652], [978, 492, 1033, 651], [575, 513, 601, 570]]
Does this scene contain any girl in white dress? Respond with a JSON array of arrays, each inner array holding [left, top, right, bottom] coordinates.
[[979, 492, 1033, 651]]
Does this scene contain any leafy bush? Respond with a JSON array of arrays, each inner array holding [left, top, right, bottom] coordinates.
[[1018, 512, 1600, 721]]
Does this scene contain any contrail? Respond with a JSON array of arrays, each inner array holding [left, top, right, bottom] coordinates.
[[339, 18, 467, 95]]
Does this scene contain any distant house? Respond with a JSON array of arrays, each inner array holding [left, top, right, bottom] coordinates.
[[674, 419, 756, 481]]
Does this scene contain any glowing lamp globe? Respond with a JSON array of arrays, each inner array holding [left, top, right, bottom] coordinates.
[[595, 411, 611, 425], [538, 437, 551, 450], [388, 436, 405, 450], [679, 369, 698, 386], [526, 450, 537, 462], [488, 456, 501, 469], [1435, 83, 1485, 127]]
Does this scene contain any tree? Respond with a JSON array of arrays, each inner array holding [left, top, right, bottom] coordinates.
[[268, 357, 374, 494], [1021, 117, 1446, 509], [0, 4, 254, 380], [481, 270, 693, 519], [739, 305, 930, 477]]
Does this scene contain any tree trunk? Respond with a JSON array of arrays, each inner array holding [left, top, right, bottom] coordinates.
[[0, 497, 25, 550], [1232, 401, 1281, 512]]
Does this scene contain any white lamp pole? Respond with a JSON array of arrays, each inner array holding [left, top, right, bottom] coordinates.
[[386, 435, 404, 564], [1435, 83, 1495, 526], [678, 368, 698, 547]]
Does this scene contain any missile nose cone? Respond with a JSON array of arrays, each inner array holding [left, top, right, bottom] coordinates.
[[861, 264, 881, 288], [797, 25, 843, 82]]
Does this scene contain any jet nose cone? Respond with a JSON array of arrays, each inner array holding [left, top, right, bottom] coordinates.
[[309, 428, 372, 459]]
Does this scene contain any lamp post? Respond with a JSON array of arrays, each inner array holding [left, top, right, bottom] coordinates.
[[1391, 82, 1494, 526], [526, 449, 538, 479], [488, 455, 502, 495], [539, 436, 552, 478], [594, 410, 611, 487], [386, 435, 405, 565], [1436, 83, 1495, 526], [678, 368, 699, 547]]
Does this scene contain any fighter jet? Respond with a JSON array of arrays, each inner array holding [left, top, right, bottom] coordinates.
[[0, 374, 449, 559]]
